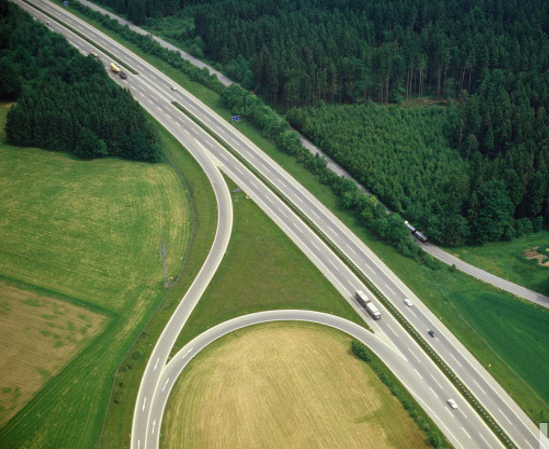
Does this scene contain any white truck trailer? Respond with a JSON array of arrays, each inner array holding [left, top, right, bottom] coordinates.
[[356, 290, 381, 320]]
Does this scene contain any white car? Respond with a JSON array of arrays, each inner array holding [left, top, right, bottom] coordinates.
[[447, 399, 458, 409], [170, 85, 177, 91], [404, 298, 413, 306]]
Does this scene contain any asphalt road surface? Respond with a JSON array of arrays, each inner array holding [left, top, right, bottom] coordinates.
[[77, 0, 549, 310], [15, 2, 542, 448]]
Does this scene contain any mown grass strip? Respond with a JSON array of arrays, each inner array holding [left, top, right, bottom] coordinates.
[[172, 100, 516, 449], [21, 0, 138, 75]]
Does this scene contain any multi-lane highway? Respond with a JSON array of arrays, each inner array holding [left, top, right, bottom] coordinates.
[[15, 1, 542, 448], [74, 0, 549, 311]]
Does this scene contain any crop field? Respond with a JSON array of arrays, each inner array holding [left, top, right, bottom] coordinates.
[[0, 281, 106, 424], [0, 103, 192, 448], [162, 322, 429, 449], [449, 229, 549, 295]]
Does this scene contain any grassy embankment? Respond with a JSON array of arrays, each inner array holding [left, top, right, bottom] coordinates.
[[0, 103, 196, 449], [448, 230, 549, 296], [172, 177, 364, 352], [102, 173, 365, 449], [162, 322, 430, 449], [48, 0, 549, 424]]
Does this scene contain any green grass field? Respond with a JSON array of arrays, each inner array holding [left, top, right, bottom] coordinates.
[[172, 178, 364, 353], [99, 114, 218, 449], [0, 103, 195, 448], [43, 1, 549, 428], [448, 230, 549, 295], [163, 323, 429, 449]]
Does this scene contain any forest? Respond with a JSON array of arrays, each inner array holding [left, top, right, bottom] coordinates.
[[0, 0, 161, 162], [62, 0, 549, 244]]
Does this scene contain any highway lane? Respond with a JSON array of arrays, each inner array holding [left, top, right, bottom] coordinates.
[[19, 2, 541, 448], [151, 311, 498, 449], [12, 5, 233, 449], [74, 0, 549, 311]]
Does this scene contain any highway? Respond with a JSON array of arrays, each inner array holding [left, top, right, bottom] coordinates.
[[77, 0, 549, 310], [15, 1, 542, 448], [149, 310, 499, 449]]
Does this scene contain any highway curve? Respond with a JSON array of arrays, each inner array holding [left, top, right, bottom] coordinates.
[[15, 2, 541, 449]]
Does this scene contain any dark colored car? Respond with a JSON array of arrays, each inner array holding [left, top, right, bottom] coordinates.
[[119, 71, 128, 80], [428, 330, 436, 338]]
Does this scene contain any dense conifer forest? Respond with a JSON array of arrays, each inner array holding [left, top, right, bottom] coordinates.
[[71, 0, 549, 243], [0, 0, 161, 162]]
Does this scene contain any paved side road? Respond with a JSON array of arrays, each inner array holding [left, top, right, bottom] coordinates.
[[75, 0, 549, 310], [422, 242, 549, 308]]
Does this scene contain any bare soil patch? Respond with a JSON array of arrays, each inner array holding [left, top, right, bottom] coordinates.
[[0, 282, 107, 424], [522, 246, 549, 266]]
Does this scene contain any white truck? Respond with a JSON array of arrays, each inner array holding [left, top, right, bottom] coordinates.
[[356, 290, 381, 320]]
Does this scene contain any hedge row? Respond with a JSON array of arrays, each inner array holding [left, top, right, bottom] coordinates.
[[351, 341, 451, 449]]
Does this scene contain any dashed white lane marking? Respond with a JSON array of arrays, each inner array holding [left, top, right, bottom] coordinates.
[[153, 358, 159, 371], [430, 374, 443, 390], [181, 347, 194, 359], [414, 368, 423, 380], [409, 348, 422, 363], [498, 408, 514, 425], [151, 419, 156, 435], [142, 397, 147, 412], [472, 379, 487, 395], [162, 378, 170, 392], [461, 427, 471, 439], [328, 259, 340, 272], [479, 433, 490, 447], [347, 245, 358, 256], [384, 283, 396, 296], [429, 387, 439, 398], [449, 352, 463, 367]]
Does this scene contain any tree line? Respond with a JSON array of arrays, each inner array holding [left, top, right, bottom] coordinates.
[[0, 0, 161, 162], [94, 0, 549, 107], [288, 100, 548, 246]]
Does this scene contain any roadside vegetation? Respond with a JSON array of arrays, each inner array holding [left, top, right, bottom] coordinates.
[[0, 98, 193, 449], [99, 114, 217, 449], [92, 0, 549, 248], [49, 1, 549, 426], [0, 0, 160, 162], [163, 323, 431, 449], [449, 229, 549, 296], [171, 178, 364, 353]]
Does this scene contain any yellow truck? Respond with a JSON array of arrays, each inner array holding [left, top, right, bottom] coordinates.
[[110, 62, 121, 74]]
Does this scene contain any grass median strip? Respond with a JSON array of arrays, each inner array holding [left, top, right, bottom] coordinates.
[[171, 100, 516, 449], [22, 0, 138, 75]]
